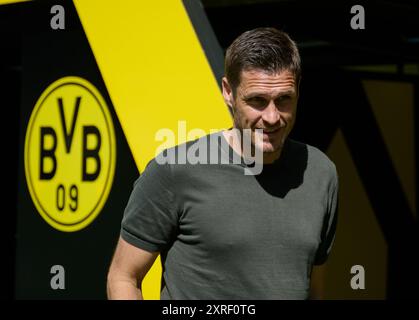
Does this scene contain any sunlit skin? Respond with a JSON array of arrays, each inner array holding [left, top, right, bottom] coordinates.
[[222, 69, 299, 164]]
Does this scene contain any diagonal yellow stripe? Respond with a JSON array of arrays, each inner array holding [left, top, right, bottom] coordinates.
[[73, 0, 231, 299]]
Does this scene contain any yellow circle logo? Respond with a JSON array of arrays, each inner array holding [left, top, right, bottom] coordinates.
[[24, 77, 116, 232]]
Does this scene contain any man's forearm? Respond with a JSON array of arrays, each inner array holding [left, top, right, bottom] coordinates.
[[107, 277, 143, 300]]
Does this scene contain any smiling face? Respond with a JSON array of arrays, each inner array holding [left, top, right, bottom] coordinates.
[[222, 68, 299, 163]]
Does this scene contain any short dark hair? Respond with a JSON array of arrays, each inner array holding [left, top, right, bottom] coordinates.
[[225, 27, 301, 94]]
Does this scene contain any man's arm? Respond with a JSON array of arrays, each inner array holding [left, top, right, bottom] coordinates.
[[107, 236, 159, 300]]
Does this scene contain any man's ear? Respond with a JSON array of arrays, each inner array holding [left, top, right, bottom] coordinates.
[[222, 77, 234, 109]]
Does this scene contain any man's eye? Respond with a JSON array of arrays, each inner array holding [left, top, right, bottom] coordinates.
[[276, 95, 291, 103], [247, 98, 267, 108], [275, 96, 294, 107]]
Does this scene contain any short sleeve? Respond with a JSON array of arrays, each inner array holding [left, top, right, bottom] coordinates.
[[314, 166, 339, 265], [120, 158, 179, 253]]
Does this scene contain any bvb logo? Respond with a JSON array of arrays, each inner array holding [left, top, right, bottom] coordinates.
[[24, 77, 116, 232]]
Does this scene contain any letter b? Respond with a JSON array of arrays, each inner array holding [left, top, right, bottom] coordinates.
[[82, 126, 101, 181], [40, 127, 57, 180]]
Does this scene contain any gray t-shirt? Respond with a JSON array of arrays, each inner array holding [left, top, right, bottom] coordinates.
[[121, 131, 338, 299]]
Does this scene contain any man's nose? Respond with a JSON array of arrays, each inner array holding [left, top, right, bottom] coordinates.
[[261, 101, 280, 126]]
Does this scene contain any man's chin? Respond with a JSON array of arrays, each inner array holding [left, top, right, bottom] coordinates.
[[260, 141, 283, 153]]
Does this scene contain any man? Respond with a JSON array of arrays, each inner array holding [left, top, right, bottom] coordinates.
[[107, 27, 338, 300]]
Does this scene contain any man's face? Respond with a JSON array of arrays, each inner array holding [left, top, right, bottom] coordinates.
[[222, 69, 299, 157]]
